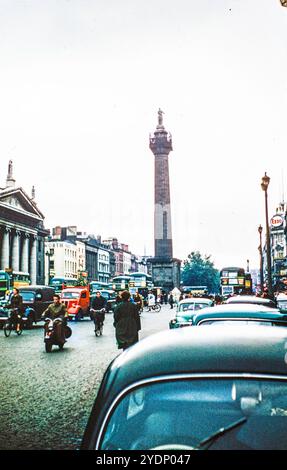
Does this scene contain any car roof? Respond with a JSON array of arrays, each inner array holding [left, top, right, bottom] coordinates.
[[226, 295, 275, 305], [192, 303, 283, 321], [61, 287, 87, 292], [101, 325, 287, 399], [18, 285, 54, 290], [178, 298, 212, 304]]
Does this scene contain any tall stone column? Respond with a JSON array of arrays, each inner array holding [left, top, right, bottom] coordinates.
[[30, 236, 37, 284], [21, 233, 30, 273], [1, 228, 10, 270], [11, 230, 20, 272], [149, 109, 173, 258]]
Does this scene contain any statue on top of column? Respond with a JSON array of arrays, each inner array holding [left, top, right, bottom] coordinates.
[[158, 108, 164, 126], [8, 160, 13, 178]]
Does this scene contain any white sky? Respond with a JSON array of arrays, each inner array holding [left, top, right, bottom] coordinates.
[[1, 0, 287, 271]]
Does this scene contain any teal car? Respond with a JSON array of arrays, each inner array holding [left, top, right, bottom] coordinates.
[[192, 303, 287, 327], [169, 298, 213, 329]]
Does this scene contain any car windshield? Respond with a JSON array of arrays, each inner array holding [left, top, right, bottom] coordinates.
[[61, 292, 80, 299], [99, 378, 287, 450], [20, 291, 36, 302]]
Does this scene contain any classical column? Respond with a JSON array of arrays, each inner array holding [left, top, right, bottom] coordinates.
[[11, 230, 20, 271], [21, 233, 30, 273], [1, 228, 10, 270], [30, 235, 37, 284]]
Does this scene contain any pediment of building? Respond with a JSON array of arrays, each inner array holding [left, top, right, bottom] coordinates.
[[0, 188, 44, 220]]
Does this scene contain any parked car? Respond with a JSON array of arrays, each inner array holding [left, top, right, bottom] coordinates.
[[90, 289, 117, 312], [60, 287, 90, 320], [81, 325, 287, 450], [225, 295, 277, 309], [0, 285, 55, 328], [276, 293, 287, 312], [192, 303, 287, 327], [169, 297, 213, 329]]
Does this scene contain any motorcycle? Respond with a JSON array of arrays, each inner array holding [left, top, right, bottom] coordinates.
[[90, 308, 105, 337], [43, 317, 72, 353]]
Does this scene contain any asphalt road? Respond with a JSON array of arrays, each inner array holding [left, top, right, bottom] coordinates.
[[0, 303, 176, 450]]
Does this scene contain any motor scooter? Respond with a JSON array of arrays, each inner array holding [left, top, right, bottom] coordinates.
[[43, 317, 72, 352]]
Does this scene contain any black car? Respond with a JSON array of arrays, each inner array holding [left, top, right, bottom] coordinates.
[[0, 286, 55, 328], [90, 289, 116, 312], [81, 325, 287, 450]]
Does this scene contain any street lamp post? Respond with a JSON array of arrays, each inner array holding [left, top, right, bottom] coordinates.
[[45, 250, 51, 286], [258, 224, 264, 294], [261, 172, 273, 298]]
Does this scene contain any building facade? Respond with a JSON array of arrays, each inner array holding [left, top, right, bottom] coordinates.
[[0, 161, 48, 284]]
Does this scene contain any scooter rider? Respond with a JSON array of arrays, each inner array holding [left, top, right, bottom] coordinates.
[[91, 291, 107, 332], [42, 294, 68, 343]]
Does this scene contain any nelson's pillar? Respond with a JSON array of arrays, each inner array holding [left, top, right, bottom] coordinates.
[[149, 109, 181, 290]]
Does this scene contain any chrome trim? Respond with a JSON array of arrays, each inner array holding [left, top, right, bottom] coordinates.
[[95, 372, 287, 449]]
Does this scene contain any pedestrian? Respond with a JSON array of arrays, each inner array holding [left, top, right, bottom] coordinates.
[[169, 293, 174, 309], [115, 291, 122, 305], [147, 291, 155, 311], [164, 292, 168, 305], [133, 292, 143, 314], [113, 290, 141, 351]]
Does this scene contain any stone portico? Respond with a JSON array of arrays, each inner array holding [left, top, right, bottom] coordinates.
[[0, 161, 48, 284]]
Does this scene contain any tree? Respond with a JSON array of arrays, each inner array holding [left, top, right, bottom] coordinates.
[[181, 251, 220, 294]]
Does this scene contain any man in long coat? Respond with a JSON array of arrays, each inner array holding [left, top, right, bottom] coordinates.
[[113, 290, 141, 351]]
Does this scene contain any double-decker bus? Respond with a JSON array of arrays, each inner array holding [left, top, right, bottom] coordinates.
[[111, 275, 131, 292], [49, 277, 78, 294], [89, 281, 110, 294], [0, 270, 30, 299], [128, 272, 153, 298], [220, 267, 253, 296]]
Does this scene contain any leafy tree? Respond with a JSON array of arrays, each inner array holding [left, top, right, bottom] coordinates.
[[181, 251, 220, 294]]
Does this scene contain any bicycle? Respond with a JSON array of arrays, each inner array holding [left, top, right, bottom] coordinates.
[[3, 309, 23, 337], [145, 303, 161, 313], [91, 308, 105, 336]]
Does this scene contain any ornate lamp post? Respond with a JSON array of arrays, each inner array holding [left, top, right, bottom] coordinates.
[[261, 172, 273, 298], [258, 224, 264, 293]]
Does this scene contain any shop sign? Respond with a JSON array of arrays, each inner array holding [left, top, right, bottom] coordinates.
[[271, 215, 284, 228]]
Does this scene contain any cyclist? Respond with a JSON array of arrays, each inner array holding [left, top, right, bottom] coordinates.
[[6, 287, 24, 332], [42, 294, 68, 343], [91, 291, 107, 333]]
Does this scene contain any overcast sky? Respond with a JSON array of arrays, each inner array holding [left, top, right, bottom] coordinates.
[[1, 0, 287, 271]]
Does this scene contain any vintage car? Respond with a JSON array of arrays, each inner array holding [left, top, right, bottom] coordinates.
[[225, 295, 277, 309], [0, 285, 55, 328], [90, 289, 117, 312], [60, 287, 90, 320], [192, 303, 287, 327], [169, 297, 213, 329], [81, 325, 287, 450]]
